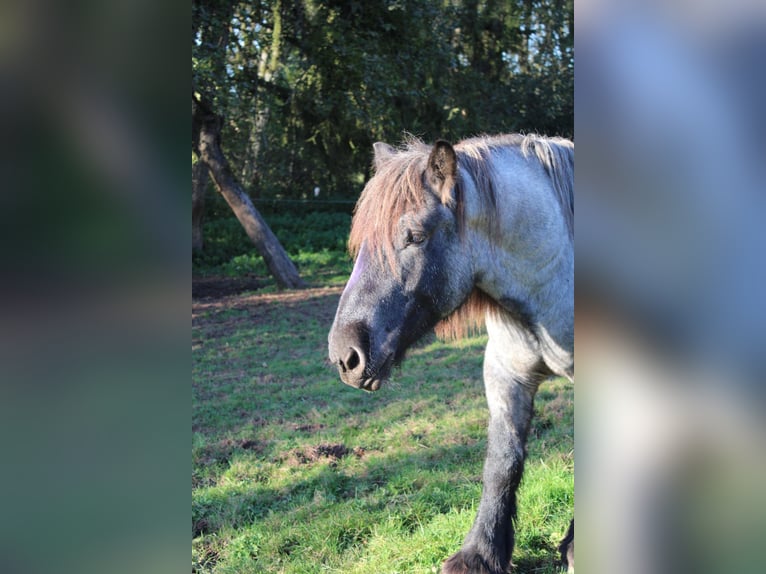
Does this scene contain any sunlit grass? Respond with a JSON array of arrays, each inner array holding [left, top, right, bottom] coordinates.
[[193, 284, 573, 573]]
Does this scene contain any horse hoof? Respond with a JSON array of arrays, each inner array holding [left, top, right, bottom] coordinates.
[[441, 550, 504, 574]]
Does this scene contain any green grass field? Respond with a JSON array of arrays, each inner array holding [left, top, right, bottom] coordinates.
[[192, 272, 573, 573]]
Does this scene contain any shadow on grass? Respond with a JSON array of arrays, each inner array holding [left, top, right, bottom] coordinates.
[[193, 285, 572, 570], [193, 438, 571, 571], [192, 440, 480, 534], [192, 287, 489, 437]]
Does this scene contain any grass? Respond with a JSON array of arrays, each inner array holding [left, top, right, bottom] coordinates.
[[192, 265, 573, 573]]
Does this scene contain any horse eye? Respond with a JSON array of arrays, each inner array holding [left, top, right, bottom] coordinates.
[[405, 229, 425, 246]]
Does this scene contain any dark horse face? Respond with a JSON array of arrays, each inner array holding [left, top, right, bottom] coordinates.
[[328, 141, 474, 391]]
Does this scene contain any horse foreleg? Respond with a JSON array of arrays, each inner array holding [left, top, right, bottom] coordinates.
[[442, 344, 538, 574], [558, 518, 574, 573]]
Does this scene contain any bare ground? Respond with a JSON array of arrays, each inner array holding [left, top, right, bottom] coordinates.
[[192, 276, 343, 335]]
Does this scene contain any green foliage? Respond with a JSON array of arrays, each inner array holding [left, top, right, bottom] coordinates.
[[193, 0, 573, 284], [218, 249, 351, 285], [193, 0, 573, 203], [192, 282, 573, 573], [193, 209, 352, 280]]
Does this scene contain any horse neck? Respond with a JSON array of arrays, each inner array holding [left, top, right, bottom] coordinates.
[[463, 157, 574, 351]]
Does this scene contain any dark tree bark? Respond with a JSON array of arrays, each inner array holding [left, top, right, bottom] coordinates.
[[192, 159, 208, 253], [192, 93, 305, 289]]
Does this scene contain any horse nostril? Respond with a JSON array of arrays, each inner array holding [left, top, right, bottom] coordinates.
[[339, 346, 363, 376], [345, 347, 360, 370]]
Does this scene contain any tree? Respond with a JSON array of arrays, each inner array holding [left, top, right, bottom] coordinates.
[[192, 92, 305, 289], [192, 0, 573, 203], [192, 158, 208, 254], [192, 0, 304, 288]]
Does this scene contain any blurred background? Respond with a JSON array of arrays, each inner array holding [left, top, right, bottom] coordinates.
[[576, 1, 766, 573]]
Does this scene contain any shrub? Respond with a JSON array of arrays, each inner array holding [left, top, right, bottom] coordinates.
[[193, 210, 352, 277]]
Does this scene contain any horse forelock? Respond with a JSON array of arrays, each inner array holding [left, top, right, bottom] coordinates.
[[348, 139, 432, 266], [347, 136, 499, 267]]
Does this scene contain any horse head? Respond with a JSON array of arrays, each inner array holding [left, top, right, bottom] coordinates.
[[328, 140, 475, 390]]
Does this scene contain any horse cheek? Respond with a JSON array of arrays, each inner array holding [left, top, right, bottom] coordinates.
[[434, 245, 472, 315]]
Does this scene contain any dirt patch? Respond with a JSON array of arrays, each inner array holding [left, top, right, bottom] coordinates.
[[194, 437, 268, 466], [286, 443, 365, 467], [192, 277, 342, 307], [240, 439, 261, 451], [193, 526, 224, 571], [291, 423, 326, 432], [312, 443, 349, 459], [541, 393, 573, 422], [192, 517, 209, 538], [192, 279, 343, 333], [352, 446, 366, 458]]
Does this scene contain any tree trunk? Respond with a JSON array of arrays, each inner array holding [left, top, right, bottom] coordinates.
[[192, 94, 305, 289], [192, 159, 208, 253]]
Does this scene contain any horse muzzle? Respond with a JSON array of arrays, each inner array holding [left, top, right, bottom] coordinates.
[[333, 346, 388, 391], [328, 322, 391, 391]]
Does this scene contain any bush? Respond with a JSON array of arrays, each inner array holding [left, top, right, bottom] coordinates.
[[193, 210, 352, 278]]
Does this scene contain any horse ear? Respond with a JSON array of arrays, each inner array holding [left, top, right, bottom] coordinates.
[[372, 142, 395, 170], [426, 140, 457, 207]]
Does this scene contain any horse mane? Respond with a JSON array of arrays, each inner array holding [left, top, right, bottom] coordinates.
[[348, 133, 574, 340], [455, 133, 574, 238], [519, 134, 574, 239]]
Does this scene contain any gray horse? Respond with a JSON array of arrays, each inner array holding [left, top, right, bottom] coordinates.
[[328, 134, 574, 573]]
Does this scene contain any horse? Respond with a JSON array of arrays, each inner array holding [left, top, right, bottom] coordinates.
[[327, 133, 574, 574]]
